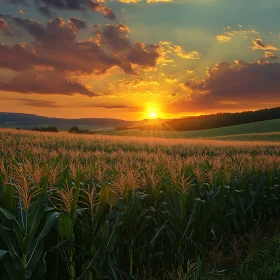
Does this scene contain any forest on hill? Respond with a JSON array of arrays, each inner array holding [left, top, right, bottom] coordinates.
[[139, 107, 280, 131]]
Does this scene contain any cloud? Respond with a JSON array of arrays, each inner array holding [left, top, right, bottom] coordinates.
[[13, 17, 47, 39], [160, 41, 201, 60], [146, 0, 172, 3], [0, 96, 141, 111], [84, 103, 141, 111], [68, 17, 87, 29], [88, 1, 116, 21], [216, 35, 231, 43], [0, 17, 164, 95], [172, 46, 200, 59], [0, 18, 11, 35], [127, 42, 163, 69], [21, 99, 64, 107], [9, 0, 117, 20], [166, 60, 280, 113], [95, 23, 131, 52], [252, 39, 278, 51], [0, 69, 97, 96], [0, 97, 67, 107], [3, 97, 141, 111], [216, 28, 260, 43], [0, 43, 48, 71], [94, 24, 163, 73], [37, 0, 84, 10], [264, 51, 279, 60], [118, 0, 140, 3]]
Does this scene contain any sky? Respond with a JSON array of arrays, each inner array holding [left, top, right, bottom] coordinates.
[[0, 0, 280, 120]]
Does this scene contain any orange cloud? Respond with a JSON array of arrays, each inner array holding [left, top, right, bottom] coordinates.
[[88, 1, 116, 21], [118, 0, 140, 3], [264, 51, 279, 59], [216, 28, 259, 43], [0, 17, 164, 95], [252, 38, 278, 51], [216, 35, 231, 43], [0, 18, 10, 35], [147, 0, 172, 2], [160, 41, 201, 60], [171, 60, 280, 113]]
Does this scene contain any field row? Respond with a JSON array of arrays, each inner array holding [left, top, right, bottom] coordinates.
[[0, 129, 279, 279]]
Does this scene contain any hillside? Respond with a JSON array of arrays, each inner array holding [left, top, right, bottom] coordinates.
[[139, 107, 280, 131], [0, 112, 135, 130], [95, 118, 280, 140], [0, 113, 167, 131], [1, 106, 280, 132]]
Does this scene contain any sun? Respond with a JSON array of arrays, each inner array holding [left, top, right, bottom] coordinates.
[[149, 111, 157, 118]]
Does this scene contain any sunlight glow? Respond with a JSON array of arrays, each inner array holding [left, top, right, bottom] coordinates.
[[149, 111, 157, 118]]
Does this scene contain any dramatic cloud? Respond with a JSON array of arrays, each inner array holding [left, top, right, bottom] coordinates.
[[252, 39, 278, 51], [95, 24, 131, 52], [8, 0, 117, 20], [0, 18, 11, 35], [167, 60, 280, 113], [37, 0, 84, 10], [68, 17, 87, 29], [0, 69, 97, 96], [88, 1, 116, 21], [0, 43, 48, 71], [0, 17, 164, 95], [127, 42, 163, 69]]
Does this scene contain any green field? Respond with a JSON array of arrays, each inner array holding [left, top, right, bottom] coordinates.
[[94, 118, 280, 141], [0, 129, 279, 279]]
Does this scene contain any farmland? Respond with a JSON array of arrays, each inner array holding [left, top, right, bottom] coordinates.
[[0, 129, 279, 279]]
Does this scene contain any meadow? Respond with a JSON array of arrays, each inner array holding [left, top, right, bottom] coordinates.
[[0, 129, 279, 279]]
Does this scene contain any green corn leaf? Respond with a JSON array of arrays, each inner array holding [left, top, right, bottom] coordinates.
[[76, 248, 100, 280], [26, 202, 47, 247], [150, 219, 169, 248], [0, 207, 23, 232], [0, 249, 7, 260], [59, 212, 74, 242], [26, 212, 60, 272], [2, 183, 16, 215], [0, 225, 22, 264], [70, 170, 81, 223], [1, 252, 24, 280]]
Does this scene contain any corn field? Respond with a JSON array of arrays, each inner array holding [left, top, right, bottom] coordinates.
[[0, 129, 279, 279]]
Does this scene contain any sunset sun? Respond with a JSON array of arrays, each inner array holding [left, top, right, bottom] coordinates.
[[149, 111, 157, 119]]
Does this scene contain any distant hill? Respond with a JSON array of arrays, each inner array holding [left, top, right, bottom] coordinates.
[[139, 107, 280, 131], [0, 112, 169, 131], [1, 106, 280, 132], [0, 112, 136, 131]]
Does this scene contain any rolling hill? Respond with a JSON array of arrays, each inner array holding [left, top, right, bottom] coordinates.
[[0, 112, 134, 130], [94, 118, 280, 141], [139, 107, 280, 132]]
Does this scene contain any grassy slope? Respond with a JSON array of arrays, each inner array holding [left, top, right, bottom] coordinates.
[[94, 118, 280, 140]]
